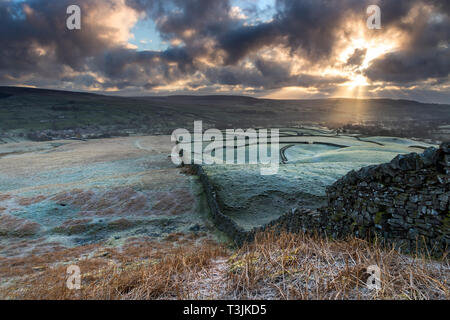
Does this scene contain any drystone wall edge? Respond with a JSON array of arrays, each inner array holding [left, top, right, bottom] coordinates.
[[255, 143, 450, 256], [193, 165, 250, 245], [194, 143, 449, 256], [321, 143, 449, 255]]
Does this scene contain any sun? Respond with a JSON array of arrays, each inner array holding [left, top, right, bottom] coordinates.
[[336, 72, 370, 99], [346, 74, 369, 89], [261, 32, 400, 100], [334, 35, 399, 98]]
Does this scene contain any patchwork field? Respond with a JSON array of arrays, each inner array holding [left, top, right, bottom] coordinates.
[[199, 129, 436, 231]]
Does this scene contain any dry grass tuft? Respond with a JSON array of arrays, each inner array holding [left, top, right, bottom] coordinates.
[[1, 239, 227, 300], [0, 194, 12, 202], [227, 231, 449, 300], [180, 165, 197, 176], [17, 195, 47, 206], [1, 230, 448, 300], [0, 214, 41, 237], [0, 243, 102, 279]]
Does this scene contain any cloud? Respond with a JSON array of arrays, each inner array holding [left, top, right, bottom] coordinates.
[[364, 1, 450, 83], [365, 48, 450, 83], [346, 49, 368, 68], [0, 0, 141, 78], [0, 0, 448, 103]]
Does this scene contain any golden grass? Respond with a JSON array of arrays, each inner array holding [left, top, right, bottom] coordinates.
[[0, 237, 227, 300], [17, 195, 47, 206], [0, 194, 12, 202], [227, 231, 449, 300], [1, 231, 448, 300], [0, 243, 102, 279], [0, 214, 41, 237]]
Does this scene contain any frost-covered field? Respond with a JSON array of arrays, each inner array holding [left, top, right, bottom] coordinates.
[[0, 136, 215, 266], [0, 130, 438, 292], [202, 130, 436, 231]]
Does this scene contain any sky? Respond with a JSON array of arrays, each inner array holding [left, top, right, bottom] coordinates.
[[0, 0, 449, 103]]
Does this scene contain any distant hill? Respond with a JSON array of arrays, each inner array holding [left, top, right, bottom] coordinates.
[[0, 86, 449, 141]]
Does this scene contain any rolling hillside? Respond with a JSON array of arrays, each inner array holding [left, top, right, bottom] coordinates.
[[0, 86, 449, 142]]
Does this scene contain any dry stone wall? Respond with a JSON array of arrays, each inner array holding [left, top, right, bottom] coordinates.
[[193, 165, 249, 245], [195, 143, 449, 256], [323, 143, 449, 255], [267, 143, 449, 256]]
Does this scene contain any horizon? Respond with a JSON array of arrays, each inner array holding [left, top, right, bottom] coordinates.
[[2, 85, 449, 106]]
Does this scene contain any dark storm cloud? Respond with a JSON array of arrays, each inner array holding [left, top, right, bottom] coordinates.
[[427, 0, 450, 15], [215, 0, 446, 68], [0, 0, 448, 101], [94, 47, 194, 84], [204, 60, 348, 90], [346, 49, 368, 68], [125, 0, 449, 89], [215, 0, 366, 65], [127, 0, 234, 46], [156, 0, 232, 38], [0, 0, 125, 73], [364, 0, 450, 83], [365, 48, 450, 83], [272, 0, 366, 59], [218, 22, 279, 65]]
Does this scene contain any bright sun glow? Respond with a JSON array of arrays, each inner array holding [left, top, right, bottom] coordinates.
[[263, 34, 400, 100], [362, 43, 397, 69], [337, 37, 399, 98], [346, 74, 368, 89]]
